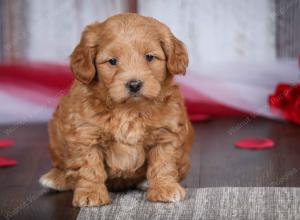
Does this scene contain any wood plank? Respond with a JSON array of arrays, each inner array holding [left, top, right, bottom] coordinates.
[[183, 117, 300, 187], [127, 0, 137, 13], [0, 123, 78, 220], [0, 117, 299, 219], [0, 0, 128, 63], [139, 0, 276, 65]]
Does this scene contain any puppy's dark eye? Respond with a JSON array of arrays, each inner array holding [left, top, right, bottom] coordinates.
[[108, 58, 117, 66], [145, 54, 154, 62]]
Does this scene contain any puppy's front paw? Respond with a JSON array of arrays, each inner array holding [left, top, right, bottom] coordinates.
[[147, 182, 186, 203], [72, 188, 111, 207]]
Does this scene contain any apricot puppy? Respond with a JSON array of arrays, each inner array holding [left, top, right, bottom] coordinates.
[[40, 13, 194, 207]]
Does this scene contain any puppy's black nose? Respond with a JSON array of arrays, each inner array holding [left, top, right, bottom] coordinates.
[[126, 80, 143, 93]]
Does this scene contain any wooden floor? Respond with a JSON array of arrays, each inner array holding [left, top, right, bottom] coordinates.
[[0, 117, 300, 220]]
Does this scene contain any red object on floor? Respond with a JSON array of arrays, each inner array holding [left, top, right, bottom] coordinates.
[[0, 139, 15, 148], [235, 138, 274, 150], [0, 157, 17, 167]]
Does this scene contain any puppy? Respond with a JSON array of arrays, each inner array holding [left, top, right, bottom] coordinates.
[[40, 13, 194, 207]]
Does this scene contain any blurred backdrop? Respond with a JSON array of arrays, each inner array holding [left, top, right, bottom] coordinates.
[[0, 0, 299, 125], [1, 0, 300, 63]]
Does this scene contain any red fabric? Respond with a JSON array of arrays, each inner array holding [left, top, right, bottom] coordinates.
[[188, 114, 211, 122], [0, 62, 73, 90], [0, 62, 73, 107], [269, 83, 300, 125], [180, 84, 247, 118], [235, 138, 274, 150], [0, 62, 249, 120]]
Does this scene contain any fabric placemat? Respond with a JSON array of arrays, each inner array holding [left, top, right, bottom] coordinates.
[[77, 187, 300, 220]]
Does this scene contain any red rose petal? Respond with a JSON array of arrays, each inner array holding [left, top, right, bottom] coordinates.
[[0, 157, 17, 167], [0, 139, 15, 148], [235, 138, 274, 150]]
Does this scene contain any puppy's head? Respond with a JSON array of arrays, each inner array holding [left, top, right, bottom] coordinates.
[[71, 13, 188, 103]]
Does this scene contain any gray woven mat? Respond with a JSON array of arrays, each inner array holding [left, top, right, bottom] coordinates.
[[77, 187, 300, 220]]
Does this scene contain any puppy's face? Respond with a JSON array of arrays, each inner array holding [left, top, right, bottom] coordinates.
[[71, 14, 188, 103], [95, 26, 166, 103]]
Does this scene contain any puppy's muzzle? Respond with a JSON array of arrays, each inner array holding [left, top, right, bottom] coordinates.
[[126, 80, 143, 93]]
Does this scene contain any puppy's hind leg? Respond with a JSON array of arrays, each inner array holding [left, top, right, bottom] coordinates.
[[39, 168, 74, 191]]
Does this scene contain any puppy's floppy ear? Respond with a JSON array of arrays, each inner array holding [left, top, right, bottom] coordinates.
[[70, 23, 101, 84], [161, 33, 189, 75]]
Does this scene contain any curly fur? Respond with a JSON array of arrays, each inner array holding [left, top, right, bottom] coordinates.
[[40, 13, 194, 207]]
